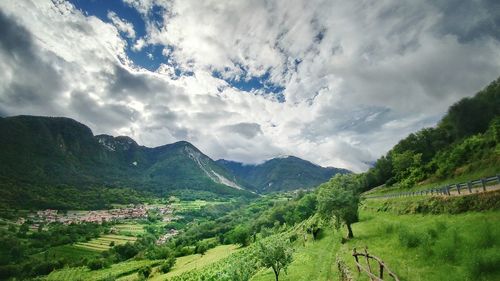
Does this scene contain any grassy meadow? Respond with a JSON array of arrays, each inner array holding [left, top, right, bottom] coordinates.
[[248, 198, 500, 281]]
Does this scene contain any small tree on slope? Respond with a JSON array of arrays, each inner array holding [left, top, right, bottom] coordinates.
[[317, 174, 361, 239], [256, 236, 294, 281]]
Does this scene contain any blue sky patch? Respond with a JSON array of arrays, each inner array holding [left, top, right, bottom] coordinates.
[[69, 0, 169, 71], [213, 70, 285, 102]]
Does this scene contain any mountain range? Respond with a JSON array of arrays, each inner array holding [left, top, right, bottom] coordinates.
[[216, 157, 349, 193], [0, 115, 348, 201]]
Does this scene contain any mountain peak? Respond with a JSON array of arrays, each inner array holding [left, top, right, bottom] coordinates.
[[95, 134, 138, 151]]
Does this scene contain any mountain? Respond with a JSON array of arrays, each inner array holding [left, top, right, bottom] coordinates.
[[216, 156, 350, 193], [0, 115, 252, 199]]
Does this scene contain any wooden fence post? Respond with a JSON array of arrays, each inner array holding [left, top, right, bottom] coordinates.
[[467, 182, 472, 194], [456, 184, 461, 195], [353, 248, 360, 273], [364, 247, 374, 281]]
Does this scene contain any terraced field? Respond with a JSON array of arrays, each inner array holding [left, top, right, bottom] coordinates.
[[74, 234, 137, 252], [45, 260, 162, 281], [170, 200, 227, 212], [32, 244, 100, 260], [115, 224, 145, 236]]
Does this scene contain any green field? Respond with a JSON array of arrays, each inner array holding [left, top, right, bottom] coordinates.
[[248, 199, 500, 281], [32, 244, 100, 260], [74, 234, 137, 252], [335, 209, 500, 281], [148, 244, 240, 280], [45, 259, 162, 281], [170, 200, 227, 211], [114, 224, 146, 236]]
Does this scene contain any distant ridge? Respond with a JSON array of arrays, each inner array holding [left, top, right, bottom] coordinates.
[[216, 156, 350, 193]]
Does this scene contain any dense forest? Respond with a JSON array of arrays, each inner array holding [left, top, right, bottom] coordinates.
[[361, 77, 500, 191]]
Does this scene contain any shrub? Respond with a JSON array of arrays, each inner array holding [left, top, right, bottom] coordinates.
[[138, 265, 152, 278], [160, 256, 176, 273], [87, 259, 108, 270]]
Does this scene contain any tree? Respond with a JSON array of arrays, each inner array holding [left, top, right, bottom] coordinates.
[[138, 265, 152, 278], [256, 236, 294, 281], [195, 243, 208, 255], [159, 256, 176, 273], [317, 174, 360, 239], [230, 225, 251, 247]]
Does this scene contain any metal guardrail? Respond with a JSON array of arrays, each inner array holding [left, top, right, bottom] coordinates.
[[365, 175, 500, 199]]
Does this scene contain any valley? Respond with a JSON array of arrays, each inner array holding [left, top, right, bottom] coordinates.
[[0, 74, 499, 280]]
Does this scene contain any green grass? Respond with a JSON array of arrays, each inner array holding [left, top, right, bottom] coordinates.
[[74, 234, 136, 252], [250, 229, 340, 281], [146, 244, 240, 281], [336, 205, 500, 281], [46, 259, 162, 281], [31, 244, 100, 260], [250, 199, 499, 281]]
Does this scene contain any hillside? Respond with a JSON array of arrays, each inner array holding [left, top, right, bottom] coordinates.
[[361, 77, 500, 191], [216, 156, 349, 193], [0, 115, 253, 205]]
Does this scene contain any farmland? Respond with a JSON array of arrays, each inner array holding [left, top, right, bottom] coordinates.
[[46, 259, 162, 281], [149, 244, 240, 280], [170, 200, 229, 212], [114, 224, 146, 236], [74, 234, 137, 252], [32, 244, 100, 260]]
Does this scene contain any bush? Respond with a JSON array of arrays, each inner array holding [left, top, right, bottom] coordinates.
[[87, 259, 107, 270], [160, 256, 176, 273], [138, 265, 152, 278]]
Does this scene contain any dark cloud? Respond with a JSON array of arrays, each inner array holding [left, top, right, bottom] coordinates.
[[68, 90, 138, 132], [430, 0, 500, 42], [221, 122, 263, 138], [107, 65, 152, 96], [0, 10, 63, 113]]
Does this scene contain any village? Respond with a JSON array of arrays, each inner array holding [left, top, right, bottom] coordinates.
[[21, 204, 174, 227]]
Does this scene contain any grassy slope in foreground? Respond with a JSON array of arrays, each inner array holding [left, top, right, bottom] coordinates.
[[250, 228, 340, 281], [250, 199, 499, 281], [336, 205, 500, 281]]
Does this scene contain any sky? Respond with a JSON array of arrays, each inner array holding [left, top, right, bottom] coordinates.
[[0, 0, 499, 172]]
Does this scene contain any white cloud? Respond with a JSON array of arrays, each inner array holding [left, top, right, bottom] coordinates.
[[0, 0, 499, 172], [107, 11, 136, 39]]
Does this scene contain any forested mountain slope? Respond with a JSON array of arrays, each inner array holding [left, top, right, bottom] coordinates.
[[216, 156, 349, 193]]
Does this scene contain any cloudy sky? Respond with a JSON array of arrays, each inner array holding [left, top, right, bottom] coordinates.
[[0, 0, 499, 172]]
